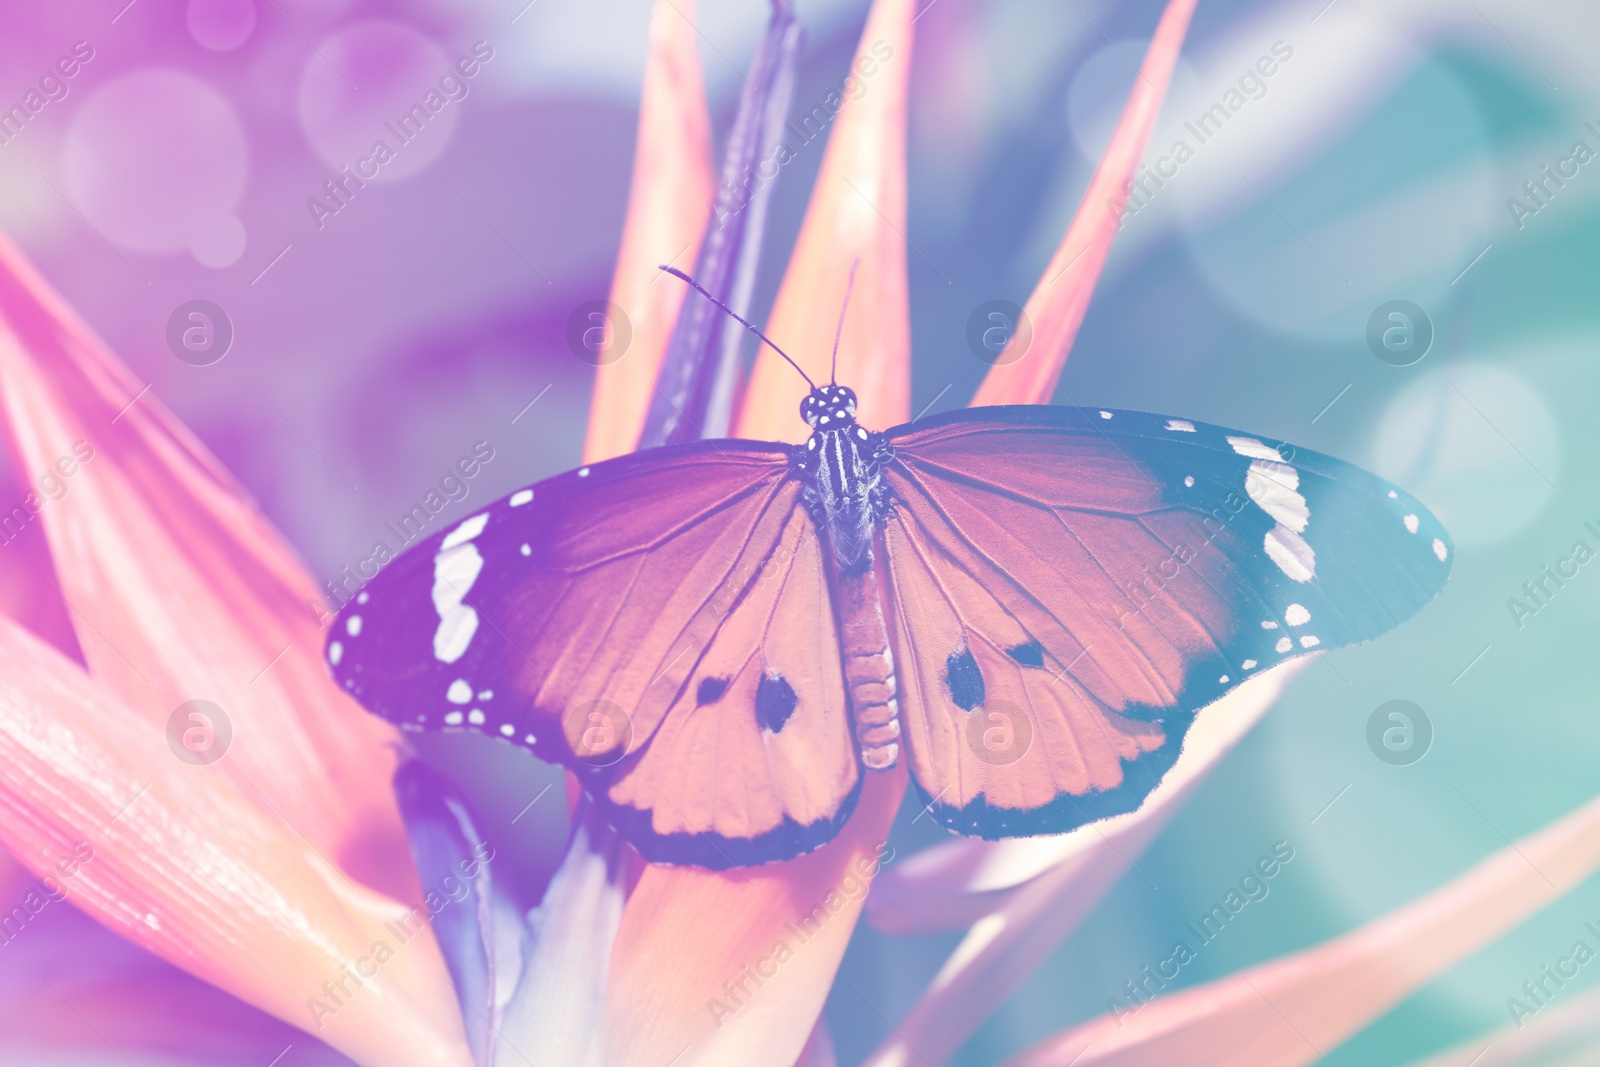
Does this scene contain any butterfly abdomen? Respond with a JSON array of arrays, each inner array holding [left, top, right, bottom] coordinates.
[[834, 548, 901, 771]]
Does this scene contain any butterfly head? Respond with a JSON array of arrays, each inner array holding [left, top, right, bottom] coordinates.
[[801, 384, 858, 429]]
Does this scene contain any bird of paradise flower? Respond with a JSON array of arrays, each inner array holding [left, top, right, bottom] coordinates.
[[3, 0, 1600, 1066]]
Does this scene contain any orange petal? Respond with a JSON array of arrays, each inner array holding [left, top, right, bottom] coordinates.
[[583, 0, 715, 465], [1004, 783, 1600, 1066], [0, 232, 411, 897], [862, 661, 1305, 1065], [0, 614, 472, 1067], [734, 0, 915, 440], [602, 3, 917, 1063], [607, 771, 902, 1066], [971, 0, 1198, 407]]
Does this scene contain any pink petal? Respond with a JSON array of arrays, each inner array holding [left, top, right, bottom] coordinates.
[[734, 0, 915, 439], [971, 0, 1198, 407], [863, 663, 1304, 1065], [0, 232, 412, 897], [0, 614, 471, 1067], [1005, 787, 1600, 1066], [0, 904, 352, 1065], [583, 0, 715, 465]]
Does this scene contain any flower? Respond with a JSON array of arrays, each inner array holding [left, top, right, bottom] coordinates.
[[3, 0, 1583, 1065]]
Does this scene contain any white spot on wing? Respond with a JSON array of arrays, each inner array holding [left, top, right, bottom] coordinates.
[[357, 592, 369, 604], [1165, 419, 1196, 432], [1227, 436, 1283, 462], [500, 723, 515, 736], [328, 641, 343, 665], [1099, 411, 1112, 419], [447, 679, 473, 704], [1300, 635, 1320, 648], [578, 467, 590, 478], [468, 709, 485, 725], [1275, 636, 1292, 653], [1242, 659, 1257, 670], [441, 513, 490, 550], [1284, 603, 1310, 626], [1264, 526, 1316, 582], [431, 543, 484, 663], [1433, 538, 1448, 561], [444, 710, 463, 726], [1184, 476, 1195, 487], [345, 615, 362, 636], [1387, 490, 1398, 499], [1403, 513, 1419, 534], [510, 489, 534, 507], [1262, 620, 1278, 630], [1246, 460, 1308, 532], [1219, 674, 1229, 684], [520, 544, 531, 556]]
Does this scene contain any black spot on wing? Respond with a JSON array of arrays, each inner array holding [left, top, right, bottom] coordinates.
[[755, 674, 798, 733], [1006, 640, 1045, 668], [696, 677, 731, 706], [945, 648, 985, 710]]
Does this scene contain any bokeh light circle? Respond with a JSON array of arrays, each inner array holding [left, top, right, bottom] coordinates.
[[297, 22, 458, 184], [186, 0, 257, 52], [1370, 362, 1559, 546], [63, 70, 248, 266]]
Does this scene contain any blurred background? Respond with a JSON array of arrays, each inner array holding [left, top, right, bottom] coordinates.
[[0, 0, 1596, 1063]]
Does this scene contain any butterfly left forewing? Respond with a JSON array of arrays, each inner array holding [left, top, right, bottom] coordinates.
[[881, 404, 1451, 837]]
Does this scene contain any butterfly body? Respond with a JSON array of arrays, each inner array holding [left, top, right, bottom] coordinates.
[[793, 384, 905, 770], [329, 393, 1452, 868], [796, 384, 890, 570]]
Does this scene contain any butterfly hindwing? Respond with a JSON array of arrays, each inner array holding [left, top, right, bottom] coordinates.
[[600, 502, 861, 866], [327, 440, 862, 866], [881, 404, 1451, 837]]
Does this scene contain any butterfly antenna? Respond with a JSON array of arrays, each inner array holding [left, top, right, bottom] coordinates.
[[659, 265, 817, 391], [830, 258, 859, 385]]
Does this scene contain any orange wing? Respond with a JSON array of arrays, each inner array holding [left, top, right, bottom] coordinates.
[[330, 441, 860, 866], [601, 502, 859, 866], [880, 405, 1452, 836]]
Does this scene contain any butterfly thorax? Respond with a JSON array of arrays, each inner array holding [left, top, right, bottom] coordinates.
[[795, 385, 892, 572], [794, 384, 901, 771]]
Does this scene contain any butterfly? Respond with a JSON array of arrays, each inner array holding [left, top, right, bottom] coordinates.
[[326, 268, 1451, 868]]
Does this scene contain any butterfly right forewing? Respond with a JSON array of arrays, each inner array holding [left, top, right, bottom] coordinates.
[[879, 404, 1451, 838]]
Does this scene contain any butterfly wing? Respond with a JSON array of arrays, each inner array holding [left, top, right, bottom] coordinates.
[[327, 441, 860, 867], [879, 404, 1451, 837]]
